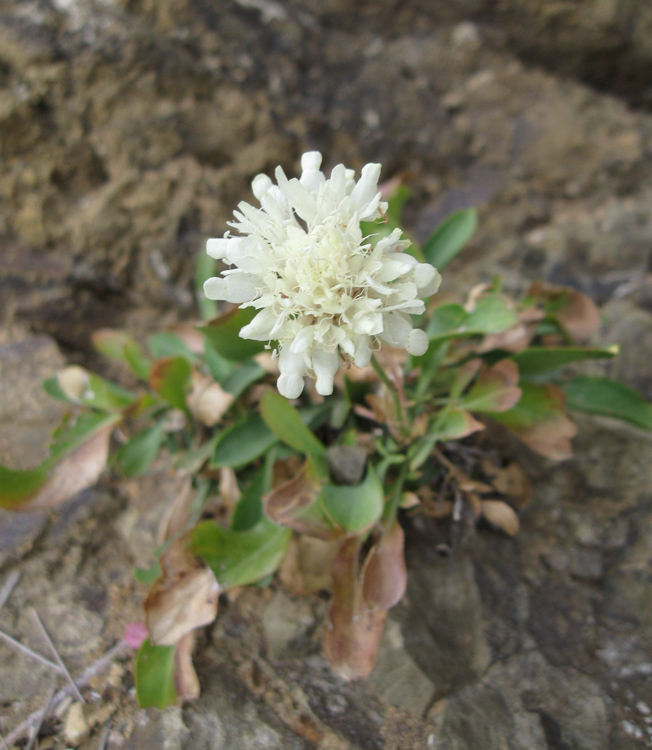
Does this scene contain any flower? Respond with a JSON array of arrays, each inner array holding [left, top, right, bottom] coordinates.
[[204, 152, 441, 399]]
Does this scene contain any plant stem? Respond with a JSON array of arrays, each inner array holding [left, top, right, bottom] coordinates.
[[370, 354, 403, 425], [382, 458, 409, 525]]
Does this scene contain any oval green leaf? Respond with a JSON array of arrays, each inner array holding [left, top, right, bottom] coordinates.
[[561, 376, 652, 430], [114, 424, 166, 477], [190, 519, 291, 589], [212, 415, 277, 469], [135, 638, 178, 709], [320, 465, 384, 534], [422, 208, 478, 270], [512, 346, 618, 376], [260, 390, 327, 460]]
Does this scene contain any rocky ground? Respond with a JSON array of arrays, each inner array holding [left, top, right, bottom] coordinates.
[[1, 1, 652, 748]]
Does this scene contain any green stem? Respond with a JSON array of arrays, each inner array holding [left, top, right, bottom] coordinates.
[[370, 354, 403, 424], [382, 458, 408, 525]]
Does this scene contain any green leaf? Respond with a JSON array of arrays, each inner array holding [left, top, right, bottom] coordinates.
[[148, 332, 198, 362], [92, 329, 151, 379], [231, 463, 270, 531], [134, 561, 162, 585], [466, 295, 518, 334], [114, 424, 166, 477], [512, 346, 618, 376], [260, 390, 327, 460], [135, 638, 178, 709], [195, 248, 218, 321], [0, 464, 49, 508], [425, 295, 517, 343], [124, 340, 152, 380], [561, 376, 652, 430], [190, 518, 291, 589], [92, 329, 135, 361], [203, 340, 239, 384], [43, 370, 137, 413], [422, 208, 478, 270], [426, 304, 469, 337], [199, 307, 265, 361], [149, 357, 191, 412], [172, 434, 221, 474], [212, 415, 277, 469], [320, 465, 384, 534], [223, 361, 266, 400]]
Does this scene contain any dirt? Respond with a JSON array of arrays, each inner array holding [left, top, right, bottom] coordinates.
[[1, 1, 652, 748]]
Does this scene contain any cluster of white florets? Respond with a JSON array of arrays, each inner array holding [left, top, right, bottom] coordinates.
[[204, 152, 440, 399]]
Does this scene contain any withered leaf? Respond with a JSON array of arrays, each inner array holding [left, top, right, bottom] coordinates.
[[482, 460, 532, 508], [22, 419, 117, 511], [145, 541, 220, 646], [481, 500, 520, 536], [263, 460, 334, 539], [279, 536, 339, 595], [156, 477, 194, 545], [174, 632, 200, 703], [187, 372, 234, 427], [323, 538, 387, 681], [529, 282, 600, 343], [462, 360, 522, 414], [493, 382, 577, 460], [361, 523, 407, 613]]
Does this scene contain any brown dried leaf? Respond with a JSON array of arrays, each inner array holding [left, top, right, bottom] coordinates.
[[264, 461, 333, 539], [481, 500, 520, 536], [174, 632, 200, 702], [361, 523, 407, 612], [254, 352, 279, 374], [520, 412, 577, 460], [145, 541, 220, 646], [279, 536, 339, 595], [323, 538, 387, 681], [187, 372, 234, 427], [529, 282, 600, 343], [156, 476, 194, 545], [219, 467, 241, 512], [556, 289, 600, 342], [23, 420, 117, 511], [479, 324, 534, 354], [464, 283, 491, 312], [465, 360, 522, 413], [482, 460, 532, 508]]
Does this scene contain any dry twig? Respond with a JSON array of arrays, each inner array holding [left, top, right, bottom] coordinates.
[[0, 571, 20, 611], [30, 608, 85, 703], [4, 641, 129, 747], [0, 628, 63, 673]]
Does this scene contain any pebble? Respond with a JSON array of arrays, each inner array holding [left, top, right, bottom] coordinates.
[[63, 702, 90, 746]]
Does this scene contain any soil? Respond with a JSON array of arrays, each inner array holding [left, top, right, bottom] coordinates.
[[1, 1, 652, 748]]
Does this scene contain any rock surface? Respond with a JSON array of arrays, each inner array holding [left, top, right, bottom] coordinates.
[[1, 1, 652, 749]]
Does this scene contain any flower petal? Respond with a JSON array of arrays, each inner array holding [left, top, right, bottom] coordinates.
[[312, 348, 339, 396]]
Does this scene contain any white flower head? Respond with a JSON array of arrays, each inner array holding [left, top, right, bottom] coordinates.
[[204, 152, 441, 399]]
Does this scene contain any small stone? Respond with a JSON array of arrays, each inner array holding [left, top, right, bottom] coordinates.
[[64, 702, 90, 746], [327, 445, 367, 485]]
